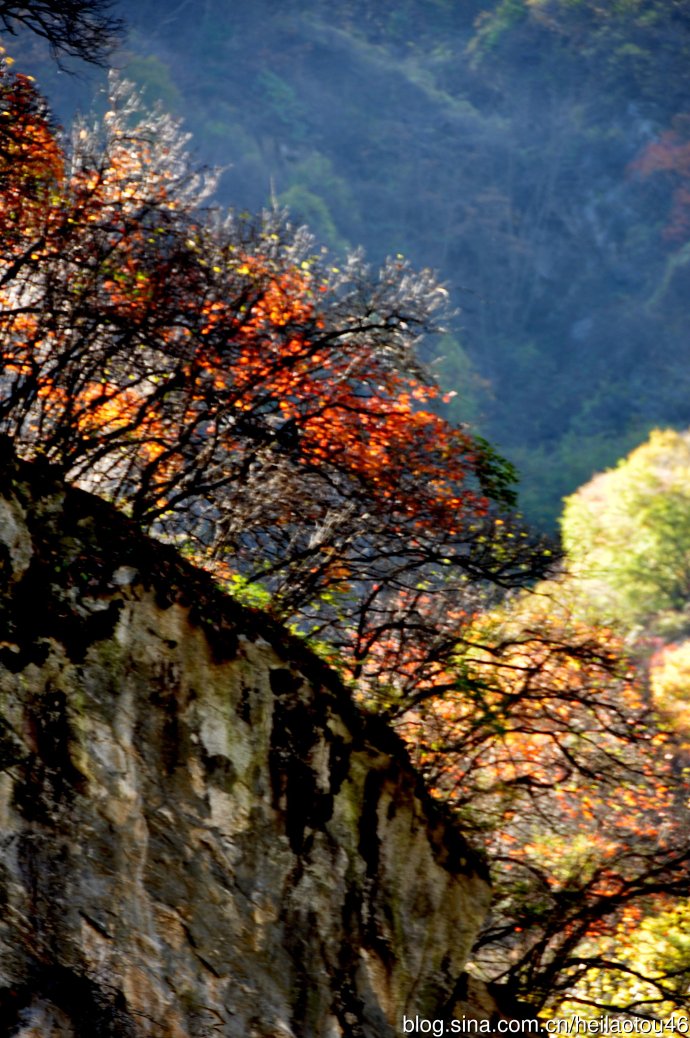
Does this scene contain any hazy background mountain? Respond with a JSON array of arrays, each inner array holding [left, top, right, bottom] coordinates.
[[10, 0, 690, 527]]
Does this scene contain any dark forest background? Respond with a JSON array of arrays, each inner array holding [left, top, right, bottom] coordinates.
[[11, 0, 690, 527]]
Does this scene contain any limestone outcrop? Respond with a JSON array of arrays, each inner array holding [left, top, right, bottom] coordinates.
[[0, 447, 491, 1037]]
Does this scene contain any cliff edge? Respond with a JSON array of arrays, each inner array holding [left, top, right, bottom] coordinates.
[[0, 447, 490, 1037]]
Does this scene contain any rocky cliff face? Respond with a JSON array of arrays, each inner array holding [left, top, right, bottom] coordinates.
[[0, 447, 491, 1037]]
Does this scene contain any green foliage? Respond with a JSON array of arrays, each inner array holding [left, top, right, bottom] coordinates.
[[561, 428, 690, 632], [563, 900, 690, 1022], [470, 0, 528, 56], [510, 423, 654, 531], [435, 334, 489, 428], [120, 52, 181, 109], [278, 155, 354, 250], [255, 70, 307, 139], [223, 573, 273, 611], [278, 184, 339, 247]]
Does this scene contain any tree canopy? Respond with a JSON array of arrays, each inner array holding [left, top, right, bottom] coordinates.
[[398, 586, 690, 1017], [0, 63, 549, 692], [46, 0, 683, 528], [561, 428, 690, 634]]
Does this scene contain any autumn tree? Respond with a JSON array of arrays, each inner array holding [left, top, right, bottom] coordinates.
[[397, 586, 690, 1019], [0, 63, 550, 691], [429, 427, 690, 1017], [561, 428, 690, 635]]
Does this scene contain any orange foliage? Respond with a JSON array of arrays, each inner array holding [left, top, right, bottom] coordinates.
[[0, 61, 538, 658], [632, 115, 690, 243], [379, 586, 690, 1006], [0, 69, 64, 241]]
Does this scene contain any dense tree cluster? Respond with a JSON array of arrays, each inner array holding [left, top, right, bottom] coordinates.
[[81, 0, 690, 527], [562, 429, 690, 635], [381, 576, 688, 1017], [0, 63, 548, 688]]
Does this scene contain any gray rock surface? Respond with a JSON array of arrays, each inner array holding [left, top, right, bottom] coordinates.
[[0, 447, 490, 1037]]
